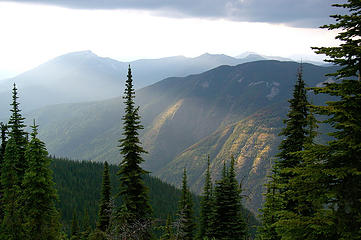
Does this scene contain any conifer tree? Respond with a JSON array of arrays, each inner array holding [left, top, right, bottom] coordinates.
[[0, 137, 22, 239], [176, 168, 196, 240], [0, 122, 7, 221], [20, 121, 61, 240], [71, 211, 80, 240], [308, 1, 361, 238], [198, 155, 214, 239], [160, 215, 174, 240], [97, 161, 111, 232], [116, 66, 152, 238], [213, 157, 247, 240], [7, 84, 28, 182], [258, 67, 312, 240]]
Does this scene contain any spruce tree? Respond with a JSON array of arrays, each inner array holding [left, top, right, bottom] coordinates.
[[116, 66, 152, 238], [0, 137, 22, 239], [97, 161, 111, 232], [7, 84, 28, 182], [213, 157, 247, 240], [160, 215, 174, 240], [0, 122, 7, 221], [20, 121, 61, 240], [176, 168, 196, 240], [198, 155, 214, 239], [258, 66, 314, 240], [309, 1, 361, 238], [71, 211, 80, 240]]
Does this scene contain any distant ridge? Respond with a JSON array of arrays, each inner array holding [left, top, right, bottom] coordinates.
[[0, 50, 303, 116]]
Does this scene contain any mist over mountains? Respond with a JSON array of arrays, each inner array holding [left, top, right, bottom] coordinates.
[[13, 59, 336, 214], [0, 50, 325, 116]]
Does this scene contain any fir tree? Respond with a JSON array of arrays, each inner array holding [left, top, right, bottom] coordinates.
[[160, 215, 174, 240], [213, 157, 247, 240], [198, 155, 214, 239], [258, 66, 313, 240], [0, 137, 22, 239], [116, 66, 152, 238], [20, 121, 61, 240], [0, 122, 7, 221], [176, 168, 196, 240], [97, 161, 111, 232], [71, 211, 80, 240], [309, 1, 361, 238], [7, 84, 28, 182]]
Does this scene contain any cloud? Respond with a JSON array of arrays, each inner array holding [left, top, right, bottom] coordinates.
[[6, 0, 345, 27]]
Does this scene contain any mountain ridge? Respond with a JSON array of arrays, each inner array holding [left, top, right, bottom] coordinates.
[[13, 60, 338, 214]]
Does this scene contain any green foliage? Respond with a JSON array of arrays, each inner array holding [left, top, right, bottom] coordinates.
[[96, 161, 111, 232], [212, 158, 247, 240], [7, 84, 28, 182], [20, 122, 61, 239], [49, 157, 198, 236], [176, 168, 196, 240], [160, 215, 174, 240], [0, 137, 22, 239], [258, 66, 314, 240], [309, 1, 361, 239], [0, 122, 8, 220], [116, 66, 152, 238], [198, 155, 214, 239]]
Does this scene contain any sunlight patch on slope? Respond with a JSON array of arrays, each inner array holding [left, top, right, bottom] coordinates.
[[143, 99, 184, 151]]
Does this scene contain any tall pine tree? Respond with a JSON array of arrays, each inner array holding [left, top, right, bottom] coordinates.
[[20, 121, 61, 240], [0, 137, 22, 239], [198, 155, 214, 239], [0, 122, 7, 221], [213, 157, 247, 240], [309, 1, 361, 238], [7, 84, 28, 182], [176, 168, 196, 240], [97, 161, 111, 232], [1, 85, 28, 239], [116, 66, 152, 238], [258, 66, 313, 240]]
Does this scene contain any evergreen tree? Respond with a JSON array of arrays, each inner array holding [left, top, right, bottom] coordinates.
[[160, 215, 174, 240], [308, 1, 361, 238], [198, 155, 214, 239], [0, 137, 22, 239], [0, 122, 7, 221], [213, 157, 247, 240], [97, 161, 111, 232], [116, 66, 152, 238], [7, 83, 28, 182], [20, 121, 61, 240], [258, 66, 313, 240], [176, 168, 196, 240], [71, 211, 80, 240]]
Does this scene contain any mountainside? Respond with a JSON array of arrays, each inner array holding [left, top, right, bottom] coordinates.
[[17, 60, 337, 214], [0, 51, 276, 116]]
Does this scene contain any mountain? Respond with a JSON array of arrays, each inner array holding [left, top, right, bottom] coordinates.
[[20, 60, 337, 214], [235, 52, 325, 65], [0, 51, 280, 116]]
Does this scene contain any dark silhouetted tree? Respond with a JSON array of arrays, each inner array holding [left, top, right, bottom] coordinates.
[[116, 66, 152, 239], [97, 161, 111, 232]]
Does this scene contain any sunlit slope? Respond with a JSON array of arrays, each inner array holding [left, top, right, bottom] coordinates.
[[158, 104, 284, 213], [24, 60, 337, 213]]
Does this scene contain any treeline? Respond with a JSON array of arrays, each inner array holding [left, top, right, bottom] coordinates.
[[258, 1, 361, 240], [49, 157, 200, 233]]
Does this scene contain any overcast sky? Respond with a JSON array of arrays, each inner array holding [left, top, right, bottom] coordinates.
[[0, 0, 343, 79]]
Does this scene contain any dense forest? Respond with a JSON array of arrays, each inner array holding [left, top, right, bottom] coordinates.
[[0, 1, 360, 239]]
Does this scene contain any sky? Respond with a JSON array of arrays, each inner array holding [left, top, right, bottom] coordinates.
[[0, 0, 343, 79]]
